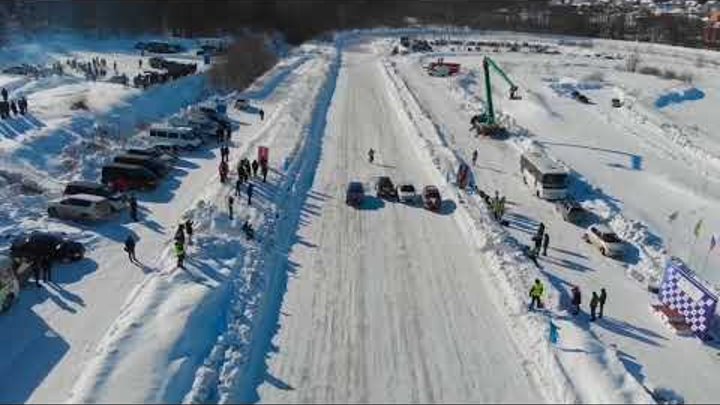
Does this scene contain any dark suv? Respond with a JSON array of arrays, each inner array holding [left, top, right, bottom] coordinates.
[[10, 232, 85, 263], [375, 176, 399, 201]]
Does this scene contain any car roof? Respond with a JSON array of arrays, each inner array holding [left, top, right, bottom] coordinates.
[[592, 223, 615, 234], [67, 180, 106, 189], [62, 193, 107, 202]]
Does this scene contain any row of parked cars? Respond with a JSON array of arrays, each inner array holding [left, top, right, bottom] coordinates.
[[1, 101, 236, 312], [346, 176, 442, 212]]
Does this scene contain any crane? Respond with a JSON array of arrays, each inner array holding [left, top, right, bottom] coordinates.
[[470, 56, 520, 136]]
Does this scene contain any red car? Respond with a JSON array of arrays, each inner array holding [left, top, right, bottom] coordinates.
[[422, 185, 442, 211]]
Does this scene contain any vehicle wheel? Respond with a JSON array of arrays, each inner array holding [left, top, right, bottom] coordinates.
[[1, 293, 15, 312], [48, 208, 58, 218]]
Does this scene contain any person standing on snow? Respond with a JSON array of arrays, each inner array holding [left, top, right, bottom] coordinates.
[[570, 285, 581, 315], [543, 232, 550, 256], [251, 159, 259, 177], [124, 234, 137, 263], [368, 148, 375, 163], [259, 108, 265, 121], [40, 256, 52, 283], [261, 163, 268, 183], [235, 177, 243, 197], [247, 182, 254, 206], [174, 224, 185, 247], [529, 279, 544, 310], [599, 288, 607, 319], [185, 219, 194, 245], [1, 87, 7, 102], [128, 193, 138, 221], [590, 291, 600, 321], [537, 222, 546, 241], [175, 241, 186, 269], [472, 149, 478, 166], [227, 194, 235, 220]]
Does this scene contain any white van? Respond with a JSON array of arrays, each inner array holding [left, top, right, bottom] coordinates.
[[520, 151, 568, 200], [145, 125, 203, 150]]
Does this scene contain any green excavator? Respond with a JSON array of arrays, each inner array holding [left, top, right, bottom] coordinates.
[[470, 56, 521, 136]]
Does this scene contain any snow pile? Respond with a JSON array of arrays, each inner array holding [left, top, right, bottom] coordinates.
[[381, 55, 653, 404], [183, 44, 337, 404]]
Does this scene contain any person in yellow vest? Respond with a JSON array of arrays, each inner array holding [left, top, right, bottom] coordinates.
[[175, 241, 186, 269], [529, 279, 544, 311]]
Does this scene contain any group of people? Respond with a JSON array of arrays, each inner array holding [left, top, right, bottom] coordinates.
[[0, 88, 29, 119], [66, 56, 109, 81], [571, 285, 608, 321], [31, 256, 53, 287], [529, 222, 550, 265]]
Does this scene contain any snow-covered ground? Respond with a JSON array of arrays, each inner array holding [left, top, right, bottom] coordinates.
[[2, 28, 720, 404]]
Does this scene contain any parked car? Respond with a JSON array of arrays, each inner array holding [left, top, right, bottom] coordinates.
[[125, 147, 177, 166], [10, 232, 85, 264], [554, 199, 587, 224], [583, 224, 624, 257], [345, 181, 365, 207], [101, 163, 160, 191], [611, 98, 623, 108], [113, 154, 170, 177], [0, 255, 21, 311], [397, 183, 418, 204], [375, 176, 399, 201], [422, 185, 442, 211], [48, 194, 115, 221], [234, 98, 249, 110], [63, 181, 127, 212], [197, 106, 232, 130]]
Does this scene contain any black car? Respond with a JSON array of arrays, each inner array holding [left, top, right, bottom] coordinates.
[[375, 176, 399, 200], [554, 199, 587, 224], [63, 180, 128, 211], [113, 154, 170, 177], [10, 232, 85, 263], [198, 106, 232, 130]]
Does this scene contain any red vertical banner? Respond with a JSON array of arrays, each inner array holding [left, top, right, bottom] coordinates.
[[258, 146, 269, 166]]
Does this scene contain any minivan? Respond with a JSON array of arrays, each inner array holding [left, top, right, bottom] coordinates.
[[113, 154, 169, 177], [101, 163, 159, 191], [145, 125, 202, 150]]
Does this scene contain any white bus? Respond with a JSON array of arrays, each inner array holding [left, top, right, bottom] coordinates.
[[520, 151, 569, 200]]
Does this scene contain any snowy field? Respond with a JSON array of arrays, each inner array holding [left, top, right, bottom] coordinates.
[[0, 28, 719, 404]]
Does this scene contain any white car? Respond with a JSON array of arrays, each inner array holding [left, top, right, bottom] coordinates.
[[397, 183, 418, 204], [48, 194, 115, 221], [583, 224, 624, 257]]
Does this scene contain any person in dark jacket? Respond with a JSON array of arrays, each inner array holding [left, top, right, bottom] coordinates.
[[590, 291, 600, 321], [599, 288, 607, 319], [129, 193, 138, 221], [537, 222, 545, 241], [247, 182, 254, 206], [251, 160, 259, 177], [175, 241, 185, 268], [174, 224, 185, 247], [261, 163, 268, 183], [9, 100, 17, 116], [472, 149, 478, 165], [185, 219, 194, 245], [259, 109, 265, 121], [543, 233, 550, 256], [1, 88, 7, 102], [32, 260, 42, 287], [227, 194, 235, 220], [124, 235, 137, 263], [570, 285, 581, 315], [40, 257, 52, 282]]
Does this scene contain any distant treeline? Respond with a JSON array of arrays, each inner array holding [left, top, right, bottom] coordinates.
[[0, 1, 706, 49], [0, 0, 541, 44]]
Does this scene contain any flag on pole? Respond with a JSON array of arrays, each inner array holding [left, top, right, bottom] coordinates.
[[668, 211, 679, 222], [694, 219, 704, 238]]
